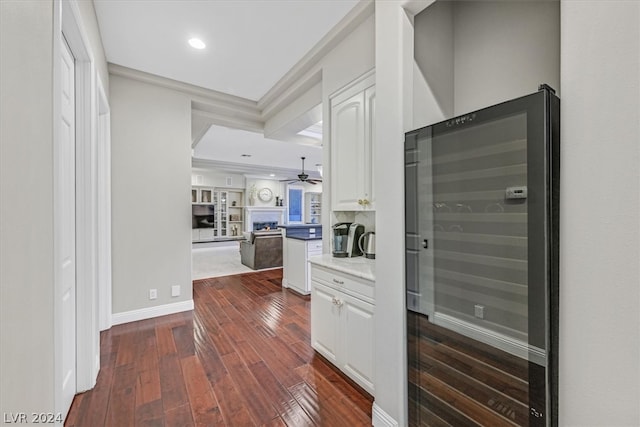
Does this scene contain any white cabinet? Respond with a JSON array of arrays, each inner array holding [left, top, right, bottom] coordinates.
[[330, 72, 375, 211], [310, 264, 375, 394], [284, 238, 322, 295]]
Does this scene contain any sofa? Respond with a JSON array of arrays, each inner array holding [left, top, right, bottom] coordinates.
[[240, 230, 283, 270]]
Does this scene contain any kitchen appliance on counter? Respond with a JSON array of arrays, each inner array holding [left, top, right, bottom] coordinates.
[[332, 222, 365, 257], [358, 231, 376, 259], [346, 223, 365, 257], [332, 222, 351, 257]]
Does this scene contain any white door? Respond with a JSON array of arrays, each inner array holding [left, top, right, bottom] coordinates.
[[330, 91, 364, 210], [341, 294, 375, 394], [59, 37, 77, 413], [310, 282, 339, 363]]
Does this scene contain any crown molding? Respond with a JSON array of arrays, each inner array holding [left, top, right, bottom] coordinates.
[[191, 108, 263, 134], [109, 63, 258, 109], [192, 157, 321, 180], [257, 0, 374, 114]]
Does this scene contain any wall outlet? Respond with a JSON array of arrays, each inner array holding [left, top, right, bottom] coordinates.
[[474, 304, 485, 319], [171, 285, 181, 297], [149, 289, 157, 300]]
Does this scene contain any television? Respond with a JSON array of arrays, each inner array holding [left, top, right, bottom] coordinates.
[[192, 204, 215, 229]]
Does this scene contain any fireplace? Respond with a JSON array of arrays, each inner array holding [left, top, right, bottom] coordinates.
[[244, 207, 286, 231], [253, 221, 278, 231]]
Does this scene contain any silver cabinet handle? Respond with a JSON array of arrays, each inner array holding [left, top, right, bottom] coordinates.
[[332, 278, 344, 285]]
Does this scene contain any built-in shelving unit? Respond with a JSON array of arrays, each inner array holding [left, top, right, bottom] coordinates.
[[192, 186, 244, 242], [305, 192, 322, 224]]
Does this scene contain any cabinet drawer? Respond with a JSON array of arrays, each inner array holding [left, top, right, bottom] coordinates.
[[307, 241, 323, 252], [311, 265, 374, 303]]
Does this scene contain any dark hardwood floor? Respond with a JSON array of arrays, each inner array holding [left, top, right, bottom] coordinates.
[[66, 269, 373, 426]]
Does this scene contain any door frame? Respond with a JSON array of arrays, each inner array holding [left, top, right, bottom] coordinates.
[[97, 76, 112, 333], [53, 0, 103, 415]]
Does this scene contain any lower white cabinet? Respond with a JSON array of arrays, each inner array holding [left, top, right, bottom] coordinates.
[[192, 228, 214, 242], [310, 265, 375, 394], [284, 238, 322, 295]]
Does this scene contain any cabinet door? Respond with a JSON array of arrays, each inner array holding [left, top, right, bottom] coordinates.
[[310, 282, 339, 364], [340, 293, 375, 394], [286, 238, 308, 294], [331, 91, 365, 211], [363, 85, 376, 209]]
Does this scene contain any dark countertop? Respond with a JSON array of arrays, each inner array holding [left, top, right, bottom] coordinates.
[[278, 224, 322, 229], [286, 234, 323, 241]]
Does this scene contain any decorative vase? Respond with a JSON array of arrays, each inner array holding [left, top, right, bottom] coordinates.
[[249, 196, 255, 206]]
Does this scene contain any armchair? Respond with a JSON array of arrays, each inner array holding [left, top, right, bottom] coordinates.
[[240, 230, 283, 270]]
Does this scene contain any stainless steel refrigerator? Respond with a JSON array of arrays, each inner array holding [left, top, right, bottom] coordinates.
[[405, 85, 559, 426]]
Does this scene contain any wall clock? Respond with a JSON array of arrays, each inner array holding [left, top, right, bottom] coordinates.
[[258, 187, 273, 202]]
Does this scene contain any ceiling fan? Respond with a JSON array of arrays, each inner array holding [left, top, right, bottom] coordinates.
[[281, 157, 322, 185]]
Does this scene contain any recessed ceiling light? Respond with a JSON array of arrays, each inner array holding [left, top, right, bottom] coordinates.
[[269, 174, 275, 177], [188, 38, 206, 50]]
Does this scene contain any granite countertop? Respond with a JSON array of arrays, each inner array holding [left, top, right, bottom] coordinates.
[[287, 234, 323, 241], [308, 253, 375, 282]]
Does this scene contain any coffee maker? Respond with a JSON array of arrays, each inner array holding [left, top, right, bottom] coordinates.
[[332, 222, 365, 257]]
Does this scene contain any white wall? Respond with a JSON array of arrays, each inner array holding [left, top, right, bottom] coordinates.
[[414, 0, 454, 121], [453, 1, 560, 115], [0, 1, 56, 416], [373, 2, 415, 425], [110, 75, 193, 314], [559, 2, 640, 425], [413, 0, 560, 126]]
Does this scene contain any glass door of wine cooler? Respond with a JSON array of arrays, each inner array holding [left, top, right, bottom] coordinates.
[[405, 87, 559, 426]]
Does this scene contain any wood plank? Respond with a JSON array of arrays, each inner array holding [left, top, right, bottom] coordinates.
[[158, 354, 189, 412], [104, 364, 136, 427], [220, 351, 277, 424], [181, 355, 225, 426], [165, 403, 194, 427], [248, 361, 314, 427]]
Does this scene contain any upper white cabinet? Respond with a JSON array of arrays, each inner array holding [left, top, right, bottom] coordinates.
[[330, 71, 376, 211]]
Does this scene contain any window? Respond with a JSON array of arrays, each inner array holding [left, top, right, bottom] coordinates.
[[288, 186, 303, 223]]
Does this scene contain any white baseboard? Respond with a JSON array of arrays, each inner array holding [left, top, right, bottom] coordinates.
[[432, 312, 546, 365], [111, 299, 194, 326], [372, 403, 398, 427]]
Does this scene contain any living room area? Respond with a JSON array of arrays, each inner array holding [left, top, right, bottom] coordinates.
[[191, 137, 323, 280]]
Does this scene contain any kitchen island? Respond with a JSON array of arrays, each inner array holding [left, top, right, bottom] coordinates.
[[279, 225, 322, 295]]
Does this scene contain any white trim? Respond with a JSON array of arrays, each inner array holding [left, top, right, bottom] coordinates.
[[108, 63, 258, 110], [54, 0, 101, 417], [329, 68, 375, 105], [372, 403, 399, 427], [432, 312, 547, 366], [97, 75, 112, 332], [112, 300, 195, 326]]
